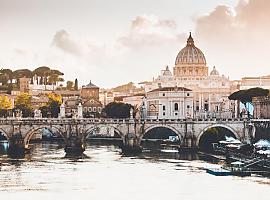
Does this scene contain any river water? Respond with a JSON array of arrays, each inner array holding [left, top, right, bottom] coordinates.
[[0, 142, 269, 200]]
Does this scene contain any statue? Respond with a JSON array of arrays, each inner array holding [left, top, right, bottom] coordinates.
[[60, 103, 65, 118], [77, 103, 83, 118], [34, 109, 42, 118], [130, 108, 134, 119]]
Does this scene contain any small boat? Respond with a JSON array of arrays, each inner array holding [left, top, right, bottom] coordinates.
[[206, 161, 251, 176], [206, 168, 232, 176]]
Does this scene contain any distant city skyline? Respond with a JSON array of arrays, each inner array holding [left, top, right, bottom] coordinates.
[[0, 0, 269, 88]]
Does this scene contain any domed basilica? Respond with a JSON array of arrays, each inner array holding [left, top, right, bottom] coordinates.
[[144, 33, 238, 119]]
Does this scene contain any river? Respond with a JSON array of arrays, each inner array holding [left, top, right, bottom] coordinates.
[[0, 142, 269, 200]]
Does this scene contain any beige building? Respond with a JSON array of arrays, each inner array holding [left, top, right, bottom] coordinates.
[[143, 87, 194, 119], [253, 96, 270, 119], [144, 33, 236, 119], [19, 77, 30, 93], [240, 75, 270, 90]]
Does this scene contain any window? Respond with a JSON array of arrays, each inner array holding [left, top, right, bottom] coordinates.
[[162, 93, 165, 96], [163, 105, 166, 110], [88, 107, 92, 112], [196, 106, 199, 111], [174, 103, 179, 111], [163, 112, 165, 116], [175, 113, 178, 116], [204, 104, 209, 111], [98, 107, 101, 112], [187, 105, 190, 109], [93, 107, 96, 112], [187, 93, 190, 96]]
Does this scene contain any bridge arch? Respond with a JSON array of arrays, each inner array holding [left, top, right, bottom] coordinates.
[[24, 125, 66, 146], [84, 124, 124, 140], [196, 124, 240, 147], [0, 128, 10, 140], [141, 124, 184, 142]]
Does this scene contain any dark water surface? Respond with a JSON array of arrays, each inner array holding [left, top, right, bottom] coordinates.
[[0, 142, 269, 200]]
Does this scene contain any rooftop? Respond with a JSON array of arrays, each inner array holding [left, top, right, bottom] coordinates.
[[149, 87, 192, 93]]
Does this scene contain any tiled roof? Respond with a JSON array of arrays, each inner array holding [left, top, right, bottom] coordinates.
[[82, 80, 99, 88]]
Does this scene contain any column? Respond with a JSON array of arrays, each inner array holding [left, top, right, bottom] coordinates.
[[198, 93, 202, 111], [208, 93, 211, 113], [77, 103, 83, 118]]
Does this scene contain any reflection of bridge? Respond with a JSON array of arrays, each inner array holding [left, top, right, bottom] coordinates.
[[0, 118, 268, 154]]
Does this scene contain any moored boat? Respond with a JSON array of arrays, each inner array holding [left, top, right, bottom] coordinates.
[[206, 161, 252, 176]]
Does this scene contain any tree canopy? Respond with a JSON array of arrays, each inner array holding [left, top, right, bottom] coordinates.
[[103, 102, 133, 118], [15, 93, 33, 117], [40, 93, 62, 118], [228, 87, 269, 107], [0, 67, 64, 89], [0, 95, 12, 110]]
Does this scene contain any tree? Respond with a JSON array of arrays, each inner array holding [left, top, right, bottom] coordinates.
[[33, 66, 50, 85], [103, 102, 133, 118], [74, 78, 78, 90], [0, 95, 12, 109], [41, 93, 62, 118], [13, 69, 32, 87], [48, 69, 64, 89], [229, 87, 269, 108], [15, 93, 33, 117], [66, 81, 74, 90], [0, 95, 12, 117], [229, 87, 269, 118], [0, 73, 9, 85], [0, 69, 13, 84]]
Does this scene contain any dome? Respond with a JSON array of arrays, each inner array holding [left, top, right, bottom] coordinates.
[[175, 33, 206, 65], [162, 66, 172, 76], [210, 66, 219, 76]]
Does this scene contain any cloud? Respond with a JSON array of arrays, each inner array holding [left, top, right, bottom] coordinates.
[[194, 0, 270, 78], [52, 30, 84, 56], [118, 15, 185, 48]]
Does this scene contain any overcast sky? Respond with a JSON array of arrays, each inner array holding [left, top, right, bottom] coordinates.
[[1, 0, 269, 88]]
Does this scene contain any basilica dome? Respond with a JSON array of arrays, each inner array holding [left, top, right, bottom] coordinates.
[[175, 33, 206, 65], [173, 33, 208, 78], [210, 66, 219, 76]]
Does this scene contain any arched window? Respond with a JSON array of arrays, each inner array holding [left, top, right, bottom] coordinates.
[[174, 103, 179, 111]]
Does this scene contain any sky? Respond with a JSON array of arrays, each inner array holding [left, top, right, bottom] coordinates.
[[0, 0, 269, 88]]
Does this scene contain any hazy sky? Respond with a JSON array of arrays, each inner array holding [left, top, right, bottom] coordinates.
[[1, 0, 269, 88]]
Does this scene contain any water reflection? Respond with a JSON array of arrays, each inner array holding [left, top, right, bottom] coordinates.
[[0, 141, 269, 199]]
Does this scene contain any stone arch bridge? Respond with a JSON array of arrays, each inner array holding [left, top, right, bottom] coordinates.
[[0, 117, 260, 154]]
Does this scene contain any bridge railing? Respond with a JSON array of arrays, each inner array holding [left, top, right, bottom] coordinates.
[[0, 117, 253, 125]]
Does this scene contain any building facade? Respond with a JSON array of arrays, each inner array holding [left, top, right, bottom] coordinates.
[[81, 81, 99, 100], [144, 33, 237, 119], [143, 87, 193, 119], [253, 96, 270, 119]]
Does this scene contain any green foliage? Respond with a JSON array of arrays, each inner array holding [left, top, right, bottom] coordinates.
[[41, 93, 62, 118], [15, 93, 33, 117], [229, 87, 269, 106], [0, 69, 13, 84], [40, 105, 49, 118], [103, 102, 133, 118]]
